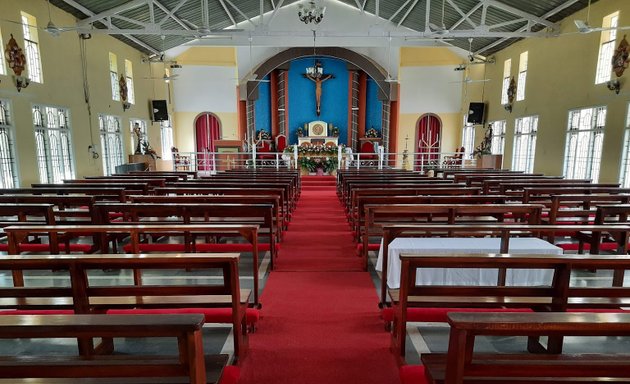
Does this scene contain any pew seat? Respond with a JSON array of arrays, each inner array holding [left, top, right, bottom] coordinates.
[[381, 307, 533, 323], [121, 242, 280, 254], [0, 242, 93, 253]]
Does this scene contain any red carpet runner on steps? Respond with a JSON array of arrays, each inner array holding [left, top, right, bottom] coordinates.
[[239, 175, 400, 384]]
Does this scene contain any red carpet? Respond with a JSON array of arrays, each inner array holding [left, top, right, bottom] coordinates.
[[239, 176, 400, 384]]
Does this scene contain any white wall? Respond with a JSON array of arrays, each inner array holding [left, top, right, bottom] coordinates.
[[399, 66, 463, 113]]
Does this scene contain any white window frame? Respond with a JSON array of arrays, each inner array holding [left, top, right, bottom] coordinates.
[[161, 117, 174, 161], [512, 115, 538, 173], [125, 59, 135, 104], [130, 119, 147, 154], [516, 51, 528, 101], [564, 106, 606, 182], [501, 59, 512, 105], [99, 114, 124, 176], [33, 104, 75, 183], [21, 12, 43, 83], [0, 29, 6, 75], [0, 99, 19, 188], [618, 103, 630, 187], [595, 12, 619, 84], [109, 53, 120, 101], [489, 120, 507, 155], [461, 120, 475, 157]]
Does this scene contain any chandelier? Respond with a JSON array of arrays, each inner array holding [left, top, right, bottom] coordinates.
[[298, 1, 326, 25]]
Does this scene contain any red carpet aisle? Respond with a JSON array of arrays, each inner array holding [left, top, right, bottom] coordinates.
[[239, 176, 400, 384]]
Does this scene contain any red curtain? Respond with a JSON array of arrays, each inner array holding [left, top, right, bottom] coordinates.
[[415, 114, 441, 171], [195, 113, 220, 171]]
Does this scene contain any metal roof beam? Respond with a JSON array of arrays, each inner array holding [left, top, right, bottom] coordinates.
[[111, 14, 149, 28], [353, 0, 364, 12], [445, 0, 478, 29], [422, 0, 430, 31], [60, 0, 159, 55], [77, 0, 148, 27], [388, 0, 412, 23], [489, 18, 527, 31], [475, 0, 577, 55], [399, 0, 420, 27], [266, 0, 285, 26], [218, 0, 237, 26], [156, 0, 191, 28], [223, 0, 256, 27], [484, 0, 558, 30]]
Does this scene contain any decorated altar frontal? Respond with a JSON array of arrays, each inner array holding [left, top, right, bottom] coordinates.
[[285, 143, 346, 175]]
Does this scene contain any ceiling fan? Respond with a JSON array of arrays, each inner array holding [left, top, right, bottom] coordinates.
[[383, 35, 398, 83], [572, 0, 630, 34], [43, 0, 81, 36], [234, 36, 270, 83]]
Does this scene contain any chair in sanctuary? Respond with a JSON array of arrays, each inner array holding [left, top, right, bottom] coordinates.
[[256, 140, 275, 160], [359, 141, 378, 160], [275, 135, 287, 153]]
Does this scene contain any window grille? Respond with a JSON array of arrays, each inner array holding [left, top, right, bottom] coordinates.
[[99, 114, 124, 175], [516, 51, 528, 101], [595, 12, 619, 84], [489, 120, 507, 155], [564, 106, 606, 181], [512, 115, 538, 173], [109, 53, 120, 101], [161, 118, 174, 160], [21, 12, 43, 83], [618, 104, 630, 187], [501, 59, 511, 105], [0, 100, 18, 187], [33, 105, 75, 183], [461, 122, 475, 157]]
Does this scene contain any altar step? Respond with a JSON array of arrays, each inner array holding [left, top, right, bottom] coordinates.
[[301, 175, 336, 189]]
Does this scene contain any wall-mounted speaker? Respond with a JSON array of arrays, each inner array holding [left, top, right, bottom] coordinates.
[[467, 102, 485, 125], [151, 100, 168, 122]]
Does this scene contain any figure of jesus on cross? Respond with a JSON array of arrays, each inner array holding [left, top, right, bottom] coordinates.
[[303, 60, 334, 116]]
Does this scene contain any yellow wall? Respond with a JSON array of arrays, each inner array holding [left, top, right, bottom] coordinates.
[[176, 47, 236, 66], [0, 0, 165, 184], [400, 47, 463, 67], [472, 0, 630, 181]]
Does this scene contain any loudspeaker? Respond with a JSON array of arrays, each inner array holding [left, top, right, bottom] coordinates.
[[151, 100, 168, 122], [467, 102, 485, 125]]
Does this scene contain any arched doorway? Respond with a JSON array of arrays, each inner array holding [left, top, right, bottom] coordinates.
[[194, 112, 221, 171], [415, 114, 442, 170]]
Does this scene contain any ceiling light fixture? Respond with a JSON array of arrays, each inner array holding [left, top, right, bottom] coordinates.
[[298, 1, 326, 25]]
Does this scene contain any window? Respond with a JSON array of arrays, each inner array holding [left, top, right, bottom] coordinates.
[[489, 120, 507, 155], [564, 106, 606, 181], [21, 12, 43, 83], [461, 121, 475, 157], [130, 119, 147, 154], [125, 59, 135, 104], [0, 100, 18, 188], [618, 104, 630, 187], [501, 59, 512, 105], [512, 115, 538, 173], [0, 29, 6, 75], [516, 51, 528, 101], [109, 53, 120, 101], [161, 117, 174, 160], [99, 114, 124, 176], [595, 12, 619, 84], [33, 105, 75, 183]]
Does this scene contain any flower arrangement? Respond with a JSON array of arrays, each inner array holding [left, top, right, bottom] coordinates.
[[284, 143, 345, 173], [365, 127, 380, 138], [256, 129, 271, 140]]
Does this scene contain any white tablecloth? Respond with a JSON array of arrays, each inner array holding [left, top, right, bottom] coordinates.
[[375, 237, 562, 289]]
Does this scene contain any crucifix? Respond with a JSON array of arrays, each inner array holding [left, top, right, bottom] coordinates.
[[303, 60, 334, 116]]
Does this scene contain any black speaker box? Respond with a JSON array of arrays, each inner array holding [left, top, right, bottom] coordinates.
[[151, 100, 168, 122], [467, 102, 485, 125]]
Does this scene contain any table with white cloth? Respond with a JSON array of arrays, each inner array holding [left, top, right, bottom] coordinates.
[[375, 237, 563, 289]]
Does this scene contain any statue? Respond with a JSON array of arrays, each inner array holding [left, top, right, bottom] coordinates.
[[303, 61, 334, 116], [133, 123, 143, 154]]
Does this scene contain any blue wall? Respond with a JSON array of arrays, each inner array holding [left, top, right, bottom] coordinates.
[[254, 57, 383, 146]]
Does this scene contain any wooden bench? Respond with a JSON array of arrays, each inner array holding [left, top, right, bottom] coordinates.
[[500, 183, 621, 196], [91, 202, 277, 270], [0, 252, 252, 361], [0, 194, 95, 224], [361, 204, 544, 271], [4, 223, 263, 307], [0, 314, 228, 384], [130, 170, 196, 180], [419, 312, 630, 384], [0, 187, 127, 202], [65, 178, 167, 189], [575, 204, 630, 256], [33, 183, 150, 196], [342, 180, 454, 208]]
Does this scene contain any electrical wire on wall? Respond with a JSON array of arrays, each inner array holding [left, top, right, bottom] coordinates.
[[79, 35, 99, 160]]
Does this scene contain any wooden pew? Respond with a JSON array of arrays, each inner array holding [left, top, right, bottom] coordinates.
[[0, 194, 95, 224], [33, 183, 150, 195], [86, 174, 181, 183], [420, 312, 630, 384], [575, 204, 630, 257], [0, 187, 127, 202], [0, 314, 228, 384], [0, 252, 251, 361], [392, 251, 630, 363], [91, 202, 277, 270], [500, 183, 621, 197], [66, 178, 167, 188], [361, 204, 544, 271], [342, 180, 454, 207], [522, 186, 630, 204], [3, 224, 261, 308], [130, 170, 196, 180]]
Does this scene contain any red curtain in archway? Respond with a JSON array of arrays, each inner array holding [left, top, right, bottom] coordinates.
[[195, 113, 220, 171], [415, 114, 441, 170]]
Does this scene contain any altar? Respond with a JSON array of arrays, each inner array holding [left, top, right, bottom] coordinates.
[[297, 120, 339, 146]]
